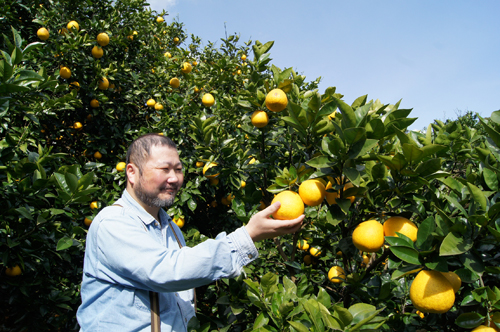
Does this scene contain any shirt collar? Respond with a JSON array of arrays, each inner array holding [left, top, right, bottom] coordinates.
[[121, 189, 157, 226]]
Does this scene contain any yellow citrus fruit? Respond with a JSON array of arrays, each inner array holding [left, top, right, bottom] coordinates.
[[271, 190, 304, 220], [90, 99, 99, 108], [195, 161, 205, 167], [59, 66, 71, 79], [328, 111, 337, 120], [155, 103, 164, 111], [74, 122, 83, 130], [410, 270, 455, 314], [202, 93, 215, 107], [5, 265, 22, 276], [258, 201, 266, 210], [343, 182, 356, 203], [383, 216, 418, 242], [251, 110, 269, 128], [157, 16, 164, 23], [248, 157, 256, 165], [240, 180, 246, 188], [37, 27, 49, 40], [94, 151, 102, 159], [328, 266, 346, 284], [265, 88, 288, 112], [173, 216, 185, 228], [440, 271, 462, 293], [362, 254, 370, 265], [173, 37, 180, 44], [98, 77, 109, 90], [116, 162, 126, 172], [241, 54, 247, 61], [147, 99, 156, 107], [299, 179, 326, 207], [90, 201, 99, 209], [67, 20, 79, 32], [92, 46, 104, 58], [97, 32, 109, 46], [84, 217, 92, 226], [181, 62, 192, 74], [297, 239, 310, 251], [70, 81, 80, 90], [309, 247, 321, 257], [352, 220, 384, 252], [170, 77, 180, 89], [209, 178, 219, 186], [165, 52, 172, 58], [203, 162, 219, 178], [325, 181, 339, 205], [303, 255, 312, 266], [416, 310, 425, 319], [472, 326, 497, 332]]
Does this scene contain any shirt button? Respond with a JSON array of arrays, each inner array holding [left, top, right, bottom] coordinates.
[[248, 254, 253, 259], [175, 293, 178, 297]]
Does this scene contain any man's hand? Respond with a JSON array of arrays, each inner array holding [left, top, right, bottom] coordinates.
[[245, 202, 304, 242]]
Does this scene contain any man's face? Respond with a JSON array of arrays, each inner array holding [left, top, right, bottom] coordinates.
[[133, 145, 184, 208]]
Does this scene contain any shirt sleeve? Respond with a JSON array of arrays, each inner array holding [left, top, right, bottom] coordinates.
[[92, 211, 258, 293]]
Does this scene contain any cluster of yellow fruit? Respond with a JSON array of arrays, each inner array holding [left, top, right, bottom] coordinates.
[[249, 88, 289, 129]]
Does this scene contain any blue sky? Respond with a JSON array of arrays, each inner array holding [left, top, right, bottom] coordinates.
[[148, 0, 500, 130]]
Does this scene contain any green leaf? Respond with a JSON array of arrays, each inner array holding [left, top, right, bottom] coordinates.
[[466, 182, 487, 211], [416, 217, 435, 250], [334, 97, 356, 129], [16, 207, 33, 220], [53, 172, 71, 194], [349, 307, 385, 332], [455, 312, 484, 329], [306, 155, 334, 169], [332, 304, 353, 328], [348, 138, 379, 159], [483, 168, 499, 191], [479, 115, 500, 147], [439, 232, 473, 256], [391, 265, 423, 280], [389, 246, 421, 265], [365, 118, 385, 139], [56, 237, 73, 251], [402, 143, 423, 164], [288, 321, 309, 332], [344, 128, 366, 145], [385, 236, 414, 248]]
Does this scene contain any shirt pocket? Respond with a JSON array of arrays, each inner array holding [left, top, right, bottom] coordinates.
[[133, 288, 151, 312]]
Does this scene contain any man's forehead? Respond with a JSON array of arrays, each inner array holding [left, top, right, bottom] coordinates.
[[146, 145, 181, 164]]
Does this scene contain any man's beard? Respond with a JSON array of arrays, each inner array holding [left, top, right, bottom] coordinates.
[[135, 179, 179, 208]]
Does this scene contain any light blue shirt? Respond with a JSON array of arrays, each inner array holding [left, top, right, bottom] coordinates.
[[77, 190, 258, 331]]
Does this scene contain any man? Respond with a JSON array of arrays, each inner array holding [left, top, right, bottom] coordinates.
[[77, 133, 304, 331]]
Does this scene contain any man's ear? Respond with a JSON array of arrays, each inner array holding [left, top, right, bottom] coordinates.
[[126, 163, 138, 186]]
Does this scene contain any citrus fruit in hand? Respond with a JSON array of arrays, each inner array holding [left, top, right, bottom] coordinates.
[[299, 179, 326, 206], [251, 110, 269, 128], [352, 220, 384, 252], [410, 270, 455, 314], [265, 88, 288, 112], [328, 266, 346, 284], [383, 216, 418, 242], [271, 190, 304, 220], [202, 93, 215, 107]]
